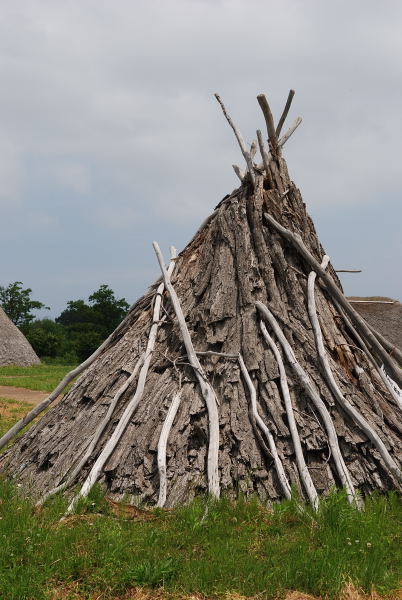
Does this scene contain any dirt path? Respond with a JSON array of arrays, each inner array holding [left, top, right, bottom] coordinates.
[[0, 386, 48, 405]]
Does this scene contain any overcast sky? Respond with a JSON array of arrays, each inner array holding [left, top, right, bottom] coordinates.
[[1, 0, 401, 318]]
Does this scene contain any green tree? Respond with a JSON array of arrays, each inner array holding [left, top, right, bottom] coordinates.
[[0, 281, 49, 327], [23, 319, 74, 360], [56, 285, 129, 361]]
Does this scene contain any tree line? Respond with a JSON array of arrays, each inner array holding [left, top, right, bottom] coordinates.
[[0, 282, 129, 363]]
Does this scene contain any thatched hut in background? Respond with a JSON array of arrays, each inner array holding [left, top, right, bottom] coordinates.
[[0, 307, 40, 366], [349, 298, 402, 352]]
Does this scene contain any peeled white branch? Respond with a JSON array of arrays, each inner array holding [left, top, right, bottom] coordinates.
[[36, 354, 145, 507], [277, 116, 302, 147], [263, 212, 402, 388], [259, 321, 319, 508], [232, 164, 245, 182], [157, 391, 182, 508], [308, 260, 401, 484], [238, 353, 291, 500], [153, 241, 220, 498], [256, 301, 356, 503], [215, 93, 255, 188], [65, 250, 177, 515]]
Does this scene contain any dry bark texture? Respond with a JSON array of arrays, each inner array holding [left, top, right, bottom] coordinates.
[[1, 157, 401, 508], [0, 307, 40, 367]]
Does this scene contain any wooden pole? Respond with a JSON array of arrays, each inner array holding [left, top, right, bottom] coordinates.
[[276, 89, 295, 137]]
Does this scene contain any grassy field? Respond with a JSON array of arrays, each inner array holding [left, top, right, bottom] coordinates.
[[0, 480, 400, 600], [0, 397, 36, 438], [0, 367, 401, 599], [0, 363, 76, 392]]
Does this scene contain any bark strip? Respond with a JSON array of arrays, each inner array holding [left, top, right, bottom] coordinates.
[[238, 353, 292, 499]]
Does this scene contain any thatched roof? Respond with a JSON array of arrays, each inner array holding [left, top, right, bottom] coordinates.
[[0, 307, 40, 366], [348, 298, 402, 352]]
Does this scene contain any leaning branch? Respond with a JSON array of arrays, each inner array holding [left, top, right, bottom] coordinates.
[[238, 353, 291, 500], [276, 89, 295, 137], [259, 321, 319, 507], [36, 354, 145, 507], [65, 249, 178, 515], [263, 211, 402, 388], [153, 241, 220, 498], [307, 261, 401, 484], [157, 391, 183, 507], [0, 271, 157, 451], [256, 301, 356, 504], [214, 93, 255, 188]]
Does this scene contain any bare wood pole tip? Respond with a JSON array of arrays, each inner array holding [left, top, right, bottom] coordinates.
[[276, 89, 295, 137], [257, 94, 277, 150], [214, 93, 255, 188], [232, 164, 245, 183], [256, 129, 270, 179]]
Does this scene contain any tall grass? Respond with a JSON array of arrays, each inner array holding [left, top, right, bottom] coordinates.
[[0, 480, 400, 599]]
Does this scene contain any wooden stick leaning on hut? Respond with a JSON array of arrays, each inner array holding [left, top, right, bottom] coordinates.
[[153, 241, 220, 499], [256, 301, 357, 504], [307, 258, 401, 484], [157, 391, 183, 508], [0, 277, 158, 451], [259, 321, 319, 507], [36, 353, 145, 507], [263, 211, 402, 388], [64, 249, 178, 516], [238, 353, 292, 500]]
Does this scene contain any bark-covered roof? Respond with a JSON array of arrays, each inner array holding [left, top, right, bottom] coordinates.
[[0, 307, 40, 366]]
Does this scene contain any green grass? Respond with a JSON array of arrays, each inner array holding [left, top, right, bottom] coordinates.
[[0, 481, 400, 600], [0, 364, 76, 392], [0, 397, 35, 438]]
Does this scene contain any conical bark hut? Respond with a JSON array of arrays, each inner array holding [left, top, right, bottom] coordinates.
[[1, 91, 401, 510], [0, 307, 40, 367]]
